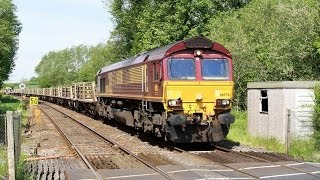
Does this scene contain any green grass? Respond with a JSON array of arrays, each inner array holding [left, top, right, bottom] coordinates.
[[228, 110, 320, 161], [0, 147, 7, 178], [0, 147, 32, 179], [0, 95, 21, 114], [289, 139, 320, 162]]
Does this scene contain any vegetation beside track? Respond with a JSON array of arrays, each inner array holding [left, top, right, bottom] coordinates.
[[0, 95, 32, 179], [229, 111, 320, 162], [0, 95, 21, 113], [0, 0, 21, 86]]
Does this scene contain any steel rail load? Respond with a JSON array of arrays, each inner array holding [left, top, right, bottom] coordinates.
[[15, 36, 235, 144]]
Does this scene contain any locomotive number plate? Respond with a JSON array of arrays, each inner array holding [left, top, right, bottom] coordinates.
[[215, 90, 230, 98]]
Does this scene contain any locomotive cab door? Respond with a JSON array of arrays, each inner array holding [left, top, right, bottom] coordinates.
[[148, 61, 162, 97]]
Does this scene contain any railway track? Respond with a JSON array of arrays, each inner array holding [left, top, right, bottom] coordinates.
[[36, 102, 175, 180], [24, 100, 320, 179]]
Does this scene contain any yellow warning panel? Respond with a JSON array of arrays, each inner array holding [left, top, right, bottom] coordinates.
[[30, 97, 39, 105]]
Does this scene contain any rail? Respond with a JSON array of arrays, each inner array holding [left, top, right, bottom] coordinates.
[[39, 102, 175, 180], [37, 104, 104, 180]]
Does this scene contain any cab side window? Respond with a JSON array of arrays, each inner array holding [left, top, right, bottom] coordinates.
[[100, 78, 105, 93], [153, 63, 159, 81]]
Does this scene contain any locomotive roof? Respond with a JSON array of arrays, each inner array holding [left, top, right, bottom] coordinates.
[[99, 36, 231, 74]]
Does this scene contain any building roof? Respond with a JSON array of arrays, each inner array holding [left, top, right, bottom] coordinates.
[[247, 81, 320, 89]]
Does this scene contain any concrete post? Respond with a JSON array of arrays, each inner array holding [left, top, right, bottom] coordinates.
[[6, 111, 15, 180], [286, 109, 291, 155]]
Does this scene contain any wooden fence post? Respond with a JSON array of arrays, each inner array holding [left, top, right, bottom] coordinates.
[[6, 111, 15, 180]]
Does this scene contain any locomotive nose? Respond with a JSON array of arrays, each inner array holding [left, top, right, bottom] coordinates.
[[165, 81, 233, 118]]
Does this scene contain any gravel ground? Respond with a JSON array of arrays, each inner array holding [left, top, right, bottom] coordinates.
[[39, 104, 146, 169], [21, 107, 74, 158], [47, 102, 215, 166], [231, 144, 268, 152]]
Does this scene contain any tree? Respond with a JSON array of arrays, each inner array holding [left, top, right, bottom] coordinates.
[[34, 43, 117, 87], [35, 45, 90, 87], [207, 0, 320, 108], [0, 0, 21, 86], [108, 0, 249, 60], [77, 43, 116, 82]]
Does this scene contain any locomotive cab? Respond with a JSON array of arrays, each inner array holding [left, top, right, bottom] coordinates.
[[161, 42, 234, 143]]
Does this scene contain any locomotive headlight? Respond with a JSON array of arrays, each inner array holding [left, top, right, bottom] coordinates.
[[168, 98, 182, 107], [194, 50, 203, 57], [216, 99, 230, 106], [222, 99, 229, 106]]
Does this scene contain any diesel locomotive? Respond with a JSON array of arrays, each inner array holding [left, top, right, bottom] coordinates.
[[15, 36, 235, 143], [95, 36, 234, 143]]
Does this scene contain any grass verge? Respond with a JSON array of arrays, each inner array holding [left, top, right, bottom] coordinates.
[[0, 95, 21, 113], [228, 110, 320, 162]]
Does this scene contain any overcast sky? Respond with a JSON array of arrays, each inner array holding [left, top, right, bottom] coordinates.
[[8, 0, 113, 82]]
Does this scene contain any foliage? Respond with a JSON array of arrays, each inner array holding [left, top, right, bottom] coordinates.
[[0, 148, 32, 179], [35, 45, 90, 87], [0, 0, 21, 86], [0, 147, 7, 178], [77, 43, 116, 82], [34, 43, 116, 87], [289, 139, 320, 162], [2, 79, 38, 90], [108, 0, 249, 59], [207, 0, 320, 108], [27, 77, 38, 86], [313, 84, 320, 149], [0, 95, 20, 114]]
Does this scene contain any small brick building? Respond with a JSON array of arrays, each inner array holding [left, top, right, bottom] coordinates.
[[247, 81, 317, 143]]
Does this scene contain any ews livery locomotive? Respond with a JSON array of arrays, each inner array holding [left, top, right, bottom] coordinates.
[[96, 36, 234, 143]]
